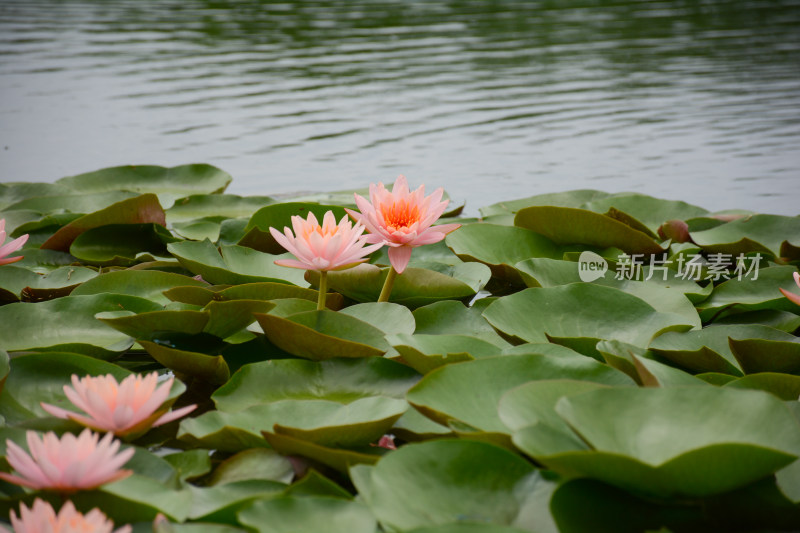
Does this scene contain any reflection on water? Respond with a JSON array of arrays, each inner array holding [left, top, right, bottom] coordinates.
[[1, 0, 799, 215]]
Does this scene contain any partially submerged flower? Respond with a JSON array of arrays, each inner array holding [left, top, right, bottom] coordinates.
[[346, 175, 461, 274], [41, 372, 196, 437], [269, 210, 384, 272], [0, 218, 29, 266], [780, 271, 800, 306], [0, 429, 134, 492], [1, 499, 131, 533]]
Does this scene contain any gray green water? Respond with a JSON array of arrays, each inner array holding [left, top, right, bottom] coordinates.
[[1, 0, 799, 216]]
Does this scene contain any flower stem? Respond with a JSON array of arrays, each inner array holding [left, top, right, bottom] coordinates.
[[317, 271, 328, 311], [378, 267, 398, 303]]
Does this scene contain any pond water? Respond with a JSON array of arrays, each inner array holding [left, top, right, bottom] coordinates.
[[1, 0, 799, 216]]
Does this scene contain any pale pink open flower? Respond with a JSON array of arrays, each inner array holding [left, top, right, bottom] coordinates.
[[41, 372, 196, 437], [269, 210, 384, 271], [0, 218, 29, 266], [1, 499, 131, 533], [345, 175, 461, 274], [0, 429, 134, 492], [780, 271, 800, 306]]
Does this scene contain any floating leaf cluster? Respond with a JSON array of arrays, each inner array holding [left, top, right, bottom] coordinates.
[[1, 164, 799, 531]]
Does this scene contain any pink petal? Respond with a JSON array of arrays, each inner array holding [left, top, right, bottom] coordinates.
[[0, 233, 28, 260], [388, 246, 413, 274], [134, 378, 171, 419], [409, 230, 448, 246], [780, 288, 800, 306], [274, 258, 313, 270], [0, 472, 40, 489], [152, 404, 197, 427], [392, 175, 410, 198]]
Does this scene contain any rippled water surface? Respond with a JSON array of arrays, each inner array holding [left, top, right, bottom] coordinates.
[[1, 0, 799, 215]]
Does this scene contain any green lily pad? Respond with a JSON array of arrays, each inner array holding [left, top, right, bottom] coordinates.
[[482, 285, 693, 355], [171, 218, 223, 242], [163, 283, 343, 311], [445, 223, 560, 283], [212, 357, 420, 412], [166, 194, 275, 223], [391, 407, 453, 442], [697, 266, 800, 319], [238, 496, 376, 533], [498, 380, 610, 435], [187, 480, 287, 523], [0, 181, 74, 209], [412, 301, 511, 349], [208, 448, 294, 486], [596, 340, 710, 387], [724, 372, 800, 401], [168, 240, 307, 286], [162, 449, 212, 484], [179, 397, 405, 451], [271, 396, 407, 447], [310, 263, 490, 309], [72, 270, 207, 306], [406, 354, 631, 441], [153, 520, 246, 533], [55, 164, 231, 197], [649, 324, 799, 376], [549, 478, 707, 533], [514, 206, 666, 255], [350, 439, 539, 531], [370, 240, 463, 268], [40, 194, 167, 252], [479, 190, 610, 218], [690, 214, 800, 258], [0, 265, 98, 302], [388, 334, 502, 374], [139, 341, 230, 385], [282, 470, 353, 499], [514, 386, 800, 498], [238, 202, 349, 254], [581, 193, 708, 233], [254, 310, 390, 360], [4, 190, 140, 216], [98, 310, 210, 339], [0, 294, 161, 357], [262, 430, 384, 472], [712, 309, 800, 333], [70, 223, 180, 266], [403, 525, 533, 533], [102, 299, 274, 344], [729, 335, 800, 375], [338, 302, 416, 336]]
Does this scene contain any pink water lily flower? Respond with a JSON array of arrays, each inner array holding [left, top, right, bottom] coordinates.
[[346, 175, 461, 274], [41, 372, 196, 437], [269, 210, 384, 272], [780, 271, 800, 306], [0, 429, 134, 492], [0, 218, 29, 266], [1, 499, 131, 533]]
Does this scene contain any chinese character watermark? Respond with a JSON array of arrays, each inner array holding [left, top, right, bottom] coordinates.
[[576, 251, 761, 282]]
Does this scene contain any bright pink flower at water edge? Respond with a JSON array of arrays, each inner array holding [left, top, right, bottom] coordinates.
[[346, 175, 461, 274], [1, 499, 130, 533], [269, 210, 384, 271], [41, 372, 196, 437], [780, 271, 800, 306], [0, 429, 134, 492], [0, 218, 28, 266]]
